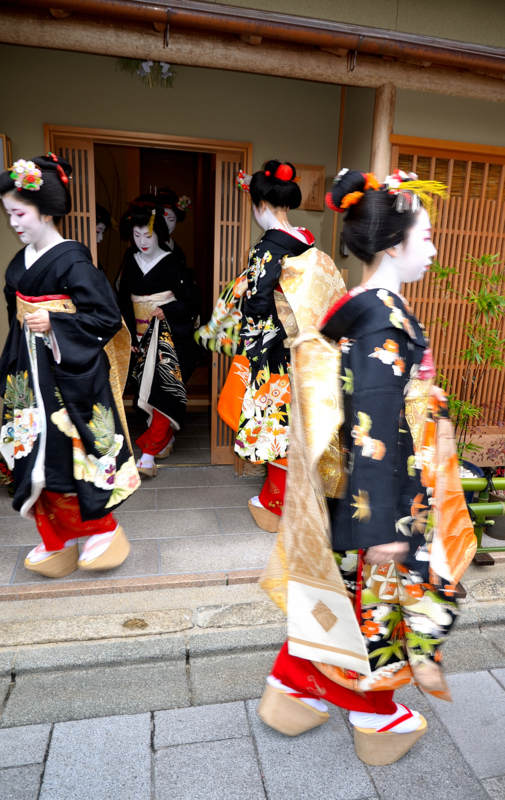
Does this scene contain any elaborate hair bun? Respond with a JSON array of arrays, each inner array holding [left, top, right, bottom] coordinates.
[[327, 169, 367, 213], [250, 160, 301, 209], [0, 153, 72, 220], [119, 197, 169, 246], [156, 186, 187, 222]]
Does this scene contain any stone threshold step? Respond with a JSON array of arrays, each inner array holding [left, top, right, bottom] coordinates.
[[0, 569, 263, 602]]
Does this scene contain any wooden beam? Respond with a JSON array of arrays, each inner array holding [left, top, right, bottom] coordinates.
[[370, 82, 396, 182], [1, 9, 505, 103]]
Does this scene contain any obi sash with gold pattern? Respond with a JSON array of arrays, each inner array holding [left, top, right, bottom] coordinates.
[[131, 290, 174, 339], [15, 291, 132, 452]]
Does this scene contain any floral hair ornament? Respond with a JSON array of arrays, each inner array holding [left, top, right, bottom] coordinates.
[[9, 160, 43, 192], [235, 170, 252, 193], [176, 195, 192, 211], [384, 169, 448, 220], [325, 168, 380, 213]]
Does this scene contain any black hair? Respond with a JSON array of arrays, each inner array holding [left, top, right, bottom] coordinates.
[[249, 160, 302, 210], [328, 170, 419, 265], [156, 187, 186, 223], [96, 203, 111, 231], [119, 197, 169, 249], [0, 154, 72, 223]]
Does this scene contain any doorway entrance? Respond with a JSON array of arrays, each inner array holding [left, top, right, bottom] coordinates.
[[44, 125, 252, 465]]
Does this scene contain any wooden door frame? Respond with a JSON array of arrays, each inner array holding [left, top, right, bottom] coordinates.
[[45, 124, 253, 465]]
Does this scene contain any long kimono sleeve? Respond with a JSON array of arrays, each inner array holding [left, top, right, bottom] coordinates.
[[343, 325, 412, 548], [4, 264, 18, 327], [240, 241, 286, 362], [116, 255, 137, 344], [49, 258, 122, 371], [163, 262, 202, 331]]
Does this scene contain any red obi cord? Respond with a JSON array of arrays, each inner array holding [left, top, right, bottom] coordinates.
[[136, 410, 173, 455], [272, 642, 396, 714], [258, 462, 287, 517], [34, 491, 117, 551], [16, 291, 71, 303]]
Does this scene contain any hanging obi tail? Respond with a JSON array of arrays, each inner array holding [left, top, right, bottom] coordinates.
[[131, 292, 186, 431]]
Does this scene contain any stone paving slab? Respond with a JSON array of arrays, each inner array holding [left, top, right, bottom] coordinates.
[[160, 532, 276, 573], [484, 776, 505, 799], [0, 724, 50, 768], [155, 737, 266, 800], [2, 660, 189, 727], [154, 701, 249, 748], [442, 626, 505, 672], [427, 671, 505, 780], [0, 764, 44, 800], [247, 699, 376, 800], [40, 714, 151, 800]]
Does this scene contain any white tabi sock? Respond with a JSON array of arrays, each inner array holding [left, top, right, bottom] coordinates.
[[78, 527, 119, 563], [250, 495, 265, 509], [349, 703, 422, 733], [267, 675, 328, 712], [137, 453, 155, 468], [26, 539, 78, 563]]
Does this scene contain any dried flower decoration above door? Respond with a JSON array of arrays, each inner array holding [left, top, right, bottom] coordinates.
[[115, 59, 175, 89]]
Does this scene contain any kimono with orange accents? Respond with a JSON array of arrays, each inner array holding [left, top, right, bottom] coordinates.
[[262, 285, 476, 710]]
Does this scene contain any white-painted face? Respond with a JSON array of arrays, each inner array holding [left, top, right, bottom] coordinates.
[[163, 207, 177, 235], [2, 193, 50, 246], [395, 208, 437, 284], [96, 221, 107, 243], [133, 225, 158, 258]]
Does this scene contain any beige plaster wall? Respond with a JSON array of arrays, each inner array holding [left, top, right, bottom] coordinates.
[[0, 43, 342, 346], [217, 0, 505, 48]]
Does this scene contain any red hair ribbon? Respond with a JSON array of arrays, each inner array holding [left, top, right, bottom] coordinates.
[[47, 152, 69, 186], [274, 164, 294, 181]]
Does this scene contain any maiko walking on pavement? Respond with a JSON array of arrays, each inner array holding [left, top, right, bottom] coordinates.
[[259, 168, 477, 766], [0, 154, 140, 579], [197, 160, 345, 532]]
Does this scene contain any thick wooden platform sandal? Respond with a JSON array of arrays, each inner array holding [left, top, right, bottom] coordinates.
[[258, 683, 329, 736], [353, 705, 428, 766], [78, 526, 131, 571], [24, 543, 79, 579], [248, 500, 280, 533], [137, 464, 158, 478], [157, 438, 175, 459]]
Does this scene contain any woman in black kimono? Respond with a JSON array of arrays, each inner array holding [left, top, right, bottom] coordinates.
[[259, 169, 475, 766], [117, 199, 201, 477], [0, 154, 139, 579]]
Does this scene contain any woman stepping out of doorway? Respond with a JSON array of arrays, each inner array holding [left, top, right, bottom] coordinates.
[[118, 198, 201, 477]]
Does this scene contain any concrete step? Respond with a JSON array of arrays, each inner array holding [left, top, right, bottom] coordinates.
[[1, 585, 505, 728]]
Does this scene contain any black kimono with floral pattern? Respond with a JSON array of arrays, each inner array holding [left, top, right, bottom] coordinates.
[[235, 228, 313, 463], [320, 286, 458, 690]]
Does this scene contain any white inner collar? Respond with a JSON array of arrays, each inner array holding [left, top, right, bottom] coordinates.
[[24, 237, 67, 270], [134, 249, 170, 276]]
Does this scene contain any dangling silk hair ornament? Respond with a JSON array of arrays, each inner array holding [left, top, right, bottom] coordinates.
[[148, 208, 156, 236], [384, 169, 448, 220]]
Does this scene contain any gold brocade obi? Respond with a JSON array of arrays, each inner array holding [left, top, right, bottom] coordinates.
[[131, 291, 174, 338], [274, 248, 347, 347], [16, 291, 76, 327], [15, 291, 133, 452]]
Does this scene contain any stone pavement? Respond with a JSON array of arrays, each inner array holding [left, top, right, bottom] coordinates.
[[2, 671, 505, 800], [0, 411, 274, 596]]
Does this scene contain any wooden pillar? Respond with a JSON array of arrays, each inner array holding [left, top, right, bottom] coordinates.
[[370, 82, 396, 182]]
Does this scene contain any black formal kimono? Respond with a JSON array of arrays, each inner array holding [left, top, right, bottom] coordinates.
[[0, 241, 139, 522], [235, 228, 314, 462], [117, 245, 201, 431]]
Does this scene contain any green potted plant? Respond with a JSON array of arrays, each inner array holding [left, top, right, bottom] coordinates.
[[428, 253, 505, 470]]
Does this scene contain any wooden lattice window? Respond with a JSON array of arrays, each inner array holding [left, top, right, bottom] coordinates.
[[391, 135, 505, 424]]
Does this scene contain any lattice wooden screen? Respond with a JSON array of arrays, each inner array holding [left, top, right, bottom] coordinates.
[[391, 137, 505, 425], [53, 137, 97, 266], [211, 153, 250, 464]]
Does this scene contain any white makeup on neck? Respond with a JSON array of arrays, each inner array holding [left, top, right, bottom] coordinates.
[[133, 225, 165, 262], [163, 207, 177, 235], [2, 193, 63, 252], [362, 208, 437, 295]]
